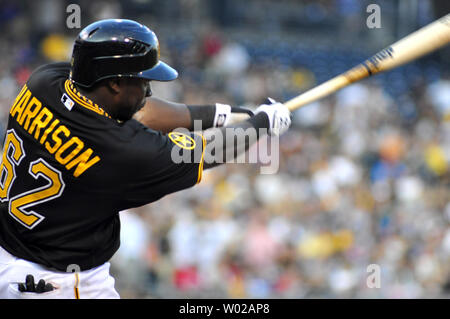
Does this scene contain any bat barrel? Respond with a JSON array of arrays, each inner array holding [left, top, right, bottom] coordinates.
[[284, 13, 450, 112]]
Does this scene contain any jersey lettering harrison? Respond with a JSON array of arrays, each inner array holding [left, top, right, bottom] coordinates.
[[0, 62, 205, 271]]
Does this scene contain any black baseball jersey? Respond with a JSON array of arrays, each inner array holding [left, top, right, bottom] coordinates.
[[0, 62, 205, 271]]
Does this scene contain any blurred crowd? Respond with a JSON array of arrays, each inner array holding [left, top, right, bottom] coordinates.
[[0, 0, 449, 298]]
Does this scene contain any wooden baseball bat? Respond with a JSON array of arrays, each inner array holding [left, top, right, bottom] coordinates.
[[284, 13, 450, 111]]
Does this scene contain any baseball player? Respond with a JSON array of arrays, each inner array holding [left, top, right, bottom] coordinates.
[[0, 19, 291, 298]]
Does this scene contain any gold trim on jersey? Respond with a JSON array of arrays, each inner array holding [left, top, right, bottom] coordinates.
[[64, 80, 111, 118], [74, 273, 80, 299], [195, 133, 206, 184]]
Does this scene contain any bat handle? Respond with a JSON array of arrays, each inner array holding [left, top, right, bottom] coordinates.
[[284, 75, 350, 111]]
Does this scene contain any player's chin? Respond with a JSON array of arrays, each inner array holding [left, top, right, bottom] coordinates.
[[132, 101, 145, 116], [128, 101, 146, 119], [138, 99, 146, 111], [117, 109, 137, 122]]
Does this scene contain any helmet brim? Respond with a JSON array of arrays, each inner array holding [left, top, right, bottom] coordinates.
[[138, 61, 178, 82]]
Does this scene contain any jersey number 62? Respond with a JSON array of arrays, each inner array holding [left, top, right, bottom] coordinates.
[[0, 129, 65, 229]]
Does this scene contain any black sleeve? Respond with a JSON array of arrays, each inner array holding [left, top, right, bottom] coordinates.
[[117, 125, 205, 209]]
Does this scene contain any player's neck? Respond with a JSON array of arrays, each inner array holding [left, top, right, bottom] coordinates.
[[75, 85, 117, 117]]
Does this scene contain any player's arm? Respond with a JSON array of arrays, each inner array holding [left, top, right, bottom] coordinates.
[[117, 100, 290, 210], [133, 97, 190, 133], [202, 99, 291, 169], [133, 97, 235, 133]]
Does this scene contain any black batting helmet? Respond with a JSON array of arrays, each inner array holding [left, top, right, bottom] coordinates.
[[70, 19, 178, 88]]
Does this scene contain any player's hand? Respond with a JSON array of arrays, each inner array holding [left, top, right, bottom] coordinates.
[[254, 98, 291, 136], [18, 274, 54, 293]]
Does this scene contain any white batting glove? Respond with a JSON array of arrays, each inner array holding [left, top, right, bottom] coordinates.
[[254, 98, 291, 136], [213, 103, 232, 127]]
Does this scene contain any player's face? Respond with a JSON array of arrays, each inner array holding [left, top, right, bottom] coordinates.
[[116, 78, 151, 121]]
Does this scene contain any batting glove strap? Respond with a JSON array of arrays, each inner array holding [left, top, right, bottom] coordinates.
[[230, 106, 254, 117], [213, 103, 232, 127], [254, 100, 291, 136]]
